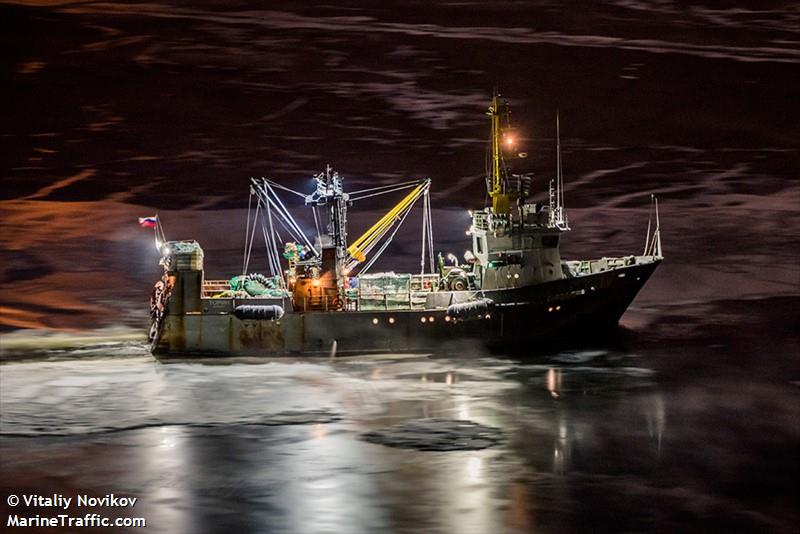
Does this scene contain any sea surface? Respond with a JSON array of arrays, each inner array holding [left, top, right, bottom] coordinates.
[[1, 298, 798, 533]]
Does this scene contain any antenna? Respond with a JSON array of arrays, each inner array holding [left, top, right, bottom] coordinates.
[[643, 196, 652, 256], [555, 112, 569, 230], [654, 196, 662, 257], [556, 111, 562, 210]]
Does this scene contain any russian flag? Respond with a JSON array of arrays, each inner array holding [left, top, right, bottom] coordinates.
[[138, 215, 158, 228]]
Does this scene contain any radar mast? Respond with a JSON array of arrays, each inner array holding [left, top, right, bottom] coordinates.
[[487, 89, 517, 216]]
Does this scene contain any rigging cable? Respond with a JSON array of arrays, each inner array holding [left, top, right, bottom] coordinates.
[[242, 190, 253, 276], [347, 181, 428, 262], [259, 217, 277, 278], [348, 179, 424, 200], [425, 187, 435, 273], [264, 193, 281, 278], [349, 183, 422, 202], [312, 205, 322, 250], [420, 187, 427, 275], [358, 198, 419, 275], [263, 179, 307, 199], [243, 200, 261, 276], [253, 182, 308, 250], [260, 181, 317, 255], [643, 196, 652, 256]]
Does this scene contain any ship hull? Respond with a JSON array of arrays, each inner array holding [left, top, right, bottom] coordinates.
[[152, 260, 660, 357]]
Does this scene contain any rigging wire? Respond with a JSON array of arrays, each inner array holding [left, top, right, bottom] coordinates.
[[243, 173, 436, 284], [358, 198, 418, 275], [259, 216, 277, 278], [420, 188, 428, 276], [264, 192, 280, 278], [263, 179, 307, 199], [253, 180, 317, 255], [644, 198, 652, 256], [349, 183, 423, 202], [425, 188, 435, 273], [346, 182, 427, 265], [262, 182, 317, 255], [312, 205, 322, 249], [155, 215, 167, 246], [242, 191, 253, 276], [243, 200, 261, 276], [349, 183, 428, 273], [348, 179, 424, 199], [654, 196, 662, 257], [267, 203, 302, 247]]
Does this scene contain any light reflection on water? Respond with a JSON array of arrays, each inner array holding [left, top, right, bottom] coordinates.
[[0, 347, 796, 533]]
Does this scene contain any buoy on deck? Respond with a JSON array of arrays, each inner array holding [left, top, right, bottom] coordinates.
[[446, 298, 495, 321], [234, 305, 285, 321]]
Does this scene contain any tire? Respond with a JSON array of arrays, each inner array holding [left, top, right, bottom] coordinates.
[[450, 277, 468, 291]]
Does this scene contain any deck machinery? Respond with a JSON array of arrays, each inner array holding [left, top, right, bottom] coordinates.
[[149, 92, 662, 356]]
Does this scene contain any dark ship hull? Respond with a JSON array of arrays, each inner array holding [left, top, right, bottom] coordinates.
[[152, 257, 660, 357]]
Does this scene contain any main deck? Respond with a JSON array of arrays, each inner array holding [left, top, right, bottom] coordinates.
[[152, 256, 661, 357]]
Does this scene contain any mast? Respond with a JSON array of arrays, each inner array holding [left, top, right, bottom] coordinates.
[[643, 194, 663, 258], [654, 196, 662, 257], [488, 89, 514, 216], [322, 164, 347, 251], [307, 165, 350, 287], [555, 112, 569, 230], [556, 112, 562, 213]]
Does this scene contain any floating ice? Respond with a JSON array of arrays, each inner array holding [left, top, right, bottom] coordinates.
[[361, 418, 503, 451]]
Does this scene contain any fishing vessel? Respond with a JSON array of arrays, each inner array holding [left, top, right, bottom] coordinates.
[[148, 92, 663, 356]]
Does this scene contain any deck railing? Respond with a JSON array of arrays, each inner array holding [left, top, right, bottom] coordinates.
[[203, 274, 441, 311], [357, 274, 438, 311], [202, 279, 232, 298]]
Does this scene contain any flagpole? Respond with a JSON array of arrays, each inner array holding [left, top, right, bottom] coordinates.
[[139, 214, 165, 251], [156, 213, 166, 248]]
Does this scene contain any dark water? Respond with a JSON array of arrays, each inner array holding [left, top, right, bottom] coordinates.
[[2, 299, 798, 533]]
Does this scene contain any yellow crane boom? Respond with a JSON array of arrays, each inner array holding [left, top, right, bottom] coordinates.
[[347, 182, 427, 263]]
